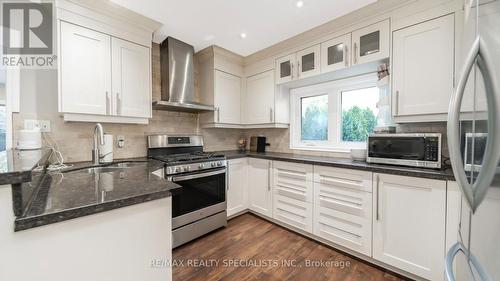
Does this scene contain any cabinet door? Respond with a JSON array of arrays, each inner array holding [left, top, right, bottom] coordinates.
[[214, 70, 241, 124], [352, 19, 390, 65], [227, 158, 248, 217], [245, 70, 275, 124], [247, 158, 272, 217], [296, 45, 321, 79], [272, 161, 313, 232], [321, 33, 351, 73], [313, 166, 372, 256], [275, 53, 296, 84], [111, 37, 151, 118], [373, 173, 446, 280], [392, 14, 454, 116], [60, 22, 111, 115]]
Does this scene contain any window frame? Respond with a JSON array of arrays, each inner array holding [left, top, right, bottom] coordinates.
[[290, 73, 379, 152]]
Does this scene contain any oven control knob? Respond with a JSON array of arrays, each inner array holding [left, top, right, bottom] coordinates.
[[217, 161, 222, 166], [199, 163, 205, 169], [211, 162, 216, 167], [185, 166, 191, 172]]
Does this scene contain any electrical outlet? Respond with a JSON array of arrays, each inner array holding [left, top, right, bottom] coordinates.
[[24, 119, 51, 132], [39, 120, 51, 132]]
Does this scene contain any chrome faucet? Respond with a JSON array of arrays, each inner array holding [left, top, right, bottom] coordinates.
[[91, 123, 105, 165]]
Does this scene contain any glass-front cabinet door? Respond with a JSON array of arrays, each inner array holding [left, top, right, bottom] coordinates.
[[351, 19, 390, 65], [275, 53, 296, 84], [320, 33, 351, 73], [296, 45, 321, 79]]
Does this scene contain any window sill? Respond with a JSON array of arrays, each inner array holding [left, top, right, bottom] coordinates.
[[289, 145, 353, 154]]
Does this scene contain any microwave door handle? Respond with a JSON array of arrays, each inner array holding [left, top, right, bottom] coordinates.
[[172, 169, 225, 182], [448, 36, 500, 212], [445, 242, 492, 281]]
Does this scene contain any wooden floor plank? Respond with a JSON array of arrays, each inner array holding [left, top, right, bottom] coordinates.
[[173, 213, 410, 281]]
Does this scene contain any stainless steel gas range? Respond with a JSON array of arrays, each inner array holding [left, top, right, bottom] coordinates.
[[147, 135, 227, 248]]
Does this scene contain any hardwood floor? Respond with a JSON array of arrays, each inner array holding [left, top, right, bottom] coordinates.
[[173, 214, 409, 281]]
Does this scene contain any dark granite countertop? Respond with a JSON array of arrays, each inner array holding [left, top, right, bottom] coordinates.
[[217, 150, 455, 181], [0, 149, 50, 185], [14, 158, 179, 231]]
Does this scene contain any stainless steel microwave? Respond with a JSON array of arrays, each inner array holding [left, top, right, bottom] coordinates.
[[366, 133, 442, 169]]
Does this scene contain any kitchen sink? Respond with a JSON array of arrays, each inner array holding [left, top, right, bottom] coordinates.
[[64, 161, 148, 174]]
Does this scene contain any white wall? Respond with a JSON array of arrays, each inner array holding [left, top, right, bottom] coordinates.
[[0, 186, 172, 281]]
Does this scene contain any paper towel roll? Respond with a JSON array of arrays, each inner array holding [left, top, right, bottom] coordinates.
[[99, 134, 114, 163]]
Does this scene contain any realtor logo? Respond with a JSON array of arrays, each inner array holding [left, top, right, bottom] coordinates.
[[2, 2, 53, 54], [1, 1, 55, 68]]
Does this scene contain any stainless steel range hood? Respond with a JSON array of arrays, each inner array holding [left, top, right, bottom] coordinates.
[[152, 37, 214, 112]]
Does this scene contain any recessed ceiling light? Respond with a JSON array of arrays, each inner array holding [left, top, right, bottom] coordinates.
[[240, 33, 247, 39], [296, 1, 304, 8]]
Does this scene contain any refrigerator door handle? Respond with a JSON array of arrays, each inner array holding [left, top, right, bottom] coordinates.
[[445, 241, 492, 281], [447, 36, 500, 212]]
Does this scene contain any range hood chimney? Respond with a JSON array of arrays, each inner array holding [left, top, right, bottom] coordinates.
[[152, 37, 214, 112]]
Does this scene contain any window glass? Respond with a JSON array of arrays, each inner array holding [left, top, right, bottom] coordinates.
[[341, 87, 379, 142], [301, 95, 328, 141], [0, 69, 6, 151]]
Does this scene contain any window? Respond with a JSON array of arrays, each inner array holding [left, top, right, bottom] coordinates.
[[341, 87, 379, 142], [290, 74, 379, 152], [301, 95, 328, 141]]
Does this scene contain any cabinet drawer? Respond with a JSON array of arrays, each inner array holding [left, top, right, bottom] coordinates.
[[273, 161, 313, 202], [313, 166, 372, 192], [273, 194, 313, 232], [313, 181, 372, 256]]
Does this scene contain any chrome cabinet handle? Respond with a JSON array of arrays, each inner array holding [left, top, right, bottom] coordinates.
[[270, 108, 273, 122], [376, 174, 380, 221], [344, 45, 348, 67], [116, 93, 121, 116], [297, 60, 301, 78], [354, 42, 358, 64], [290, 62, 294, 79], [447, 36, 500, 212], [226, 163, 229, 191], [267, 161, 271, 191], [105, 91, 110, 115], [395, 90, 400, 116], [215, 107, 220, 123], [445, 242, 492, 281]]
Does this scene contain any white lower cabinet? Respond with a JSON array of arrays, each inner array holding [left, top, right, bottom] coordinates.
[[312, 166, 373, 256], [247, 158, 273, 217], [227, 158, 248, 217], [372, 173, 446, 280], [272, 161, 313, 232]]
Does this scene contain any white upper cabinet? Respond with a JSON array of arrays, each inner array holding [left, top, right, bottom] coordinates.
[[111, 37, 151, 118], [57, 2, 158, 124], [244, 70, 275, 125], [59, 22, 111, 115], [392, 14, 454, 117], [276, 53, 296, 84], [372, 173, 446, 280], [321, 33, 351, 73], [214, 70, 242, 124], [296, 45, 321, 79], [351, 19, 390, 65]]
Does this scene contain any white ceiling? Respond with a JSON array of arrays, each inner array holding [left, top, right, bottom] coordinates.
[[110, 0, 377, 56]]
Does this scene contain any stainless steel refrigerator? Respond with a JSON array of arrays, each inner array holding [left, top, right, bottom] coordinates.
[[445, 0, 500, 280]]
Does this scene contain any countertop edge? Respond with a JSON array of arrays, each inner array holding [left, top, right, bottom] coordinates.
[[222, 151, 455, 181], [14, 189, 173, 231], [0, 149, 51, 185]]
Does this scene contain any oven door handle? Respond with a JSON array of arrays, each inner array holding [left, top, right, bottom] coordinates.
[[172, 169, 226, 182]]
